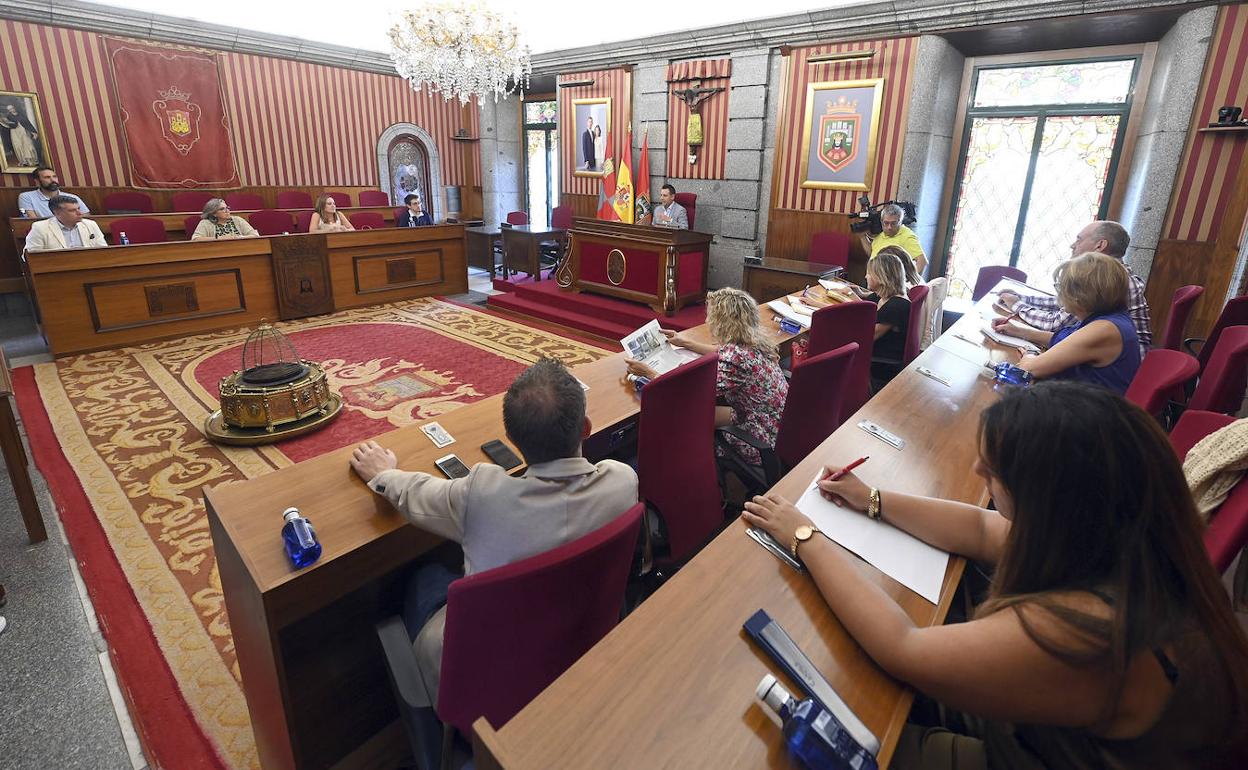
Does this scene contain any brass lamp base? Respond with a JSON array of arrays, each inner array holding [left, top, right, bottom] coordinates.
[[203, 393, 344, 446]]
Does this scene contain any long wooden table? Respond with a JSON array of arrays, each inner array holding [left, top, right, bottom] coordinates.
[[472, 284, 1024, 769]]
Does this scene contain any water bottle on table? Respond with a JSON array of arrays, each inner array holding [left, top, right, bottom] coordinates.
[[281, 507, 322, 568], [757, 674, 878, 770]]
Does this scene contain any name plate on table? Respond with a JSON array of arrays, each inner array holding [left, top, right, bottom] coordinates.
[[271, 233, 334, 320]]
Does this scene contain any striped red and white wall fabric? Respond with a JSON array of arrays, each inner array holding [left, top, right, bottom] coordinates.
[[666, 58, 731, 180], [558, 68, 633, 196], [0, 20, 480, 189], [1164, 3, 1248, 243], [772, 37, 917, 213]]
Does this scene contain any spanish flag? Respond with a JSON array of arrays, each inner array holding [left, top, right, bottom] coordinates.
[[612, 131, 635, 224]]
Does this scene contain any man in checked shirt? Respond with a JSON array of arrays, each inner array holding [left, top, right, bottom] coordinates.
[[998, 220, 1152, 360]]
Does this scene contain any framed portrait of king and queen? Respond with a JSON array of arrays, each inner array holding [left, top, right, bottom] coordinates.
[[798, 78, 885, 191], [572, 97, 611, 177]]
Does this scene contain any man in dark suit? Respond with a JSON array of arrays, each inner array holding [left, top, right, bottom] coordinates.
[[581, 116, 595, 171], [396, 193, 433, 227]]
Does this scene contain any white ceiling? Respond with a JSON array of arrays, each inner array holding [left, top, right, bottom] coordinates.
[[97, 0, 867, 55]]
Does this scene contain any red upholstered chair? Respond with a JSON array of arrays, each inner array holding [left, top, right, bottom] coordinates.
[[183, 215, 199, 239], [358, 190, 390, 207], [1159, 285, 1205, 351], [294, 210, 314, 233], [1186, 296, 1248, 372], [171, 191, 214, 213], [323, 191, 353, 207], [506, 210, 529, 226], [1168, 410, 1248, 574], [224, 192, 264, 211], [673, 192, 697, 229], [1188, 326, 1248, 415], [349, 212, 386, 230], [809, 231, 850, 269], [971, 265, 1028, 301], [109, 217, 166, 245], [103, 191, 155, 214], [550, 205, 574, 229], [1125, 349, 1200, 417], [808, 300, 876, 423], [248, 210, 295, 236], [375, 504, 644, 768], [902, 284, 930, 364], [275, 190, 314, 209], [638, 353, 722, 567]]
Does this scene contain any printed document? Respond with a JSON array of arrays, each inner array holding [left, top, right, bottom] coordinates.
[[621, 320, 698, 374]]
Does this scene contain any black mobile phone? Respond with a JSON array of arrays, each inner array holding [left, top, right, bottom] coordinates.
[[480, 439, 522, 470], [434, 453, 471, 479]]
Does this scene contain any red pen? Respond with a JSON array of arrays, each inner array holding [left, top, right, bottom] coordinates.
[[824, 455, 869, 482]]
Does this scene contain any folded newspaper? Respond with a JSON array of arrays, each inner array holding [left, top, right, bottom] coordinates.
[[622, 320, 699, 375]]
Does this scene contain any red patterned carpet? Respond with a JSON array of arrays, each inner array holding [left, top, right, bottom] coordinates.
[[13, 297, 610, 770]]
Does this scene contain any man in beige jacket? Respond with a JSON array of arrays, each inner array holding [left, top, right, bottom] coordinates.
[[23, 195, 107, 251]]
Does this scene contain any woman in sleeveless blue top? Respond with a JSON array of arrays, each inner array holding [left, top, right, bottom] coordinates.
[[995, 252, 1142, 394]]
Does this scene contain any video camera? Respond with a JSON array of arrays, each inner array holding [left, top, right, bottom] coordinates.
[[849, 195, 917, 236]]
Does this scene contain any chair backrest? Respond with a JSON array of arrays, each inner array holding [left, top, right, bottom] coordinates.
[[903, 284, 930, 364], [1160, 285, 1205, 351], [108, 217, 167, 245], [348, 212, 386, 230], [808, 300, 876, 423], [224, 192, 265, 211], [972, 265, 1028, 301], [437, 503, 644, 734], [808, 231, 850, 268], [275, 190, 314, 209], [1169, 409, 1236, 460], [506, 210, 529, 226], [171, 191, 214, 213], [775, 343, 859, 470], [1196, 296, 1248, 371], [323, 191, 353, 208], [1189, 326, 1248, 414], [1168, 410, 1248, 573], [248, 209, 295, 236], [674, 192, 697, 229], [103, 191, 155, 214], [921, 276, 949, 350], [294, 210, 314, 233], [1125, 349, 1201, 416], [183, 215, 200, 239], [551, 205, 574, 229], [358, 190, 390, 207], [638, 354, 721, 563]]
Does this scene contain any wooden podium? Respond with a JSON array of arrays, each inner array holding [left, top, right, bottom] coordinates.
[[557, 218, 712, 313]]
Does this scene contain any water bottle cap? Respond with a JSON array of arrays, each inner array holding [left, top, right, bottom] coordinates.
[[755, 673, 777, 700], [756, 674, 791, 714], [282, 507, 301, 522]]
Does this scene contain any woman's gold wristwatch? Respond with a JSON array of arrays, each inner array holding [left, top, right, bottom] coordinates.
[[790, 524, 821, 559], [867, 488, 882, 520]]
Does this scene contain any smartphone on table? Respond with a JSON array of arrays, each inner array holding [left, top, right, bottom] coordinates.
[[434, 453, 471, 479], [480, 439, 522, 470]]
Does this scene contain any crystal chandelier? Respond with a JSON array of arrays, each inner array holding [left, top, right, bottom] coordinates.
[[388, 1, 531, 106]]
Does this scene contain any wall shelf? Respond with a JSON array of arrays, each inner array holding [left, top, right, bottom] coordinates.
[[1198, 125, 1248, 134], [450, 135, 480, 142]]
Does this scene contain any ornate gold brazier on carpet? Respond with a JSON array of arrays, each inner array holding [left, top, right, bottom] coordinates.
[[204, 322, 342, 445]]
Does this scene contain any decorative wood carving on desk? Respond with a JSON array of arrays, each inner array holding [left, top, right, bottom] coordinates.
[[271, 234, 333, 320]]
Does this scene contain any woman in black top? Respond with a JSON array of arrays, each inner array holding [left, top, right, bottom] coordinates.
[[847, 248, 917, 389]]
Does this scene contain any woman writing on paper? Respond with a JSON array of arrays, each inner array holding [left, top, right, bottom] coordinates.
[[743, 382, 1248, 769], [992, 252, 1140, 395]]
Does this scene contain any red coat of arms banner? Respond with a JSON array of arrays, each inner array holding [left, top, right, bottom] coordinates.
[[105, 39, 240, 189]]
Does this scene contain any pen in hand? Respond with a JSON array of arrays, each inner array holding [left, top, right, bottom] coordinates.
[[821, 455, 869, 483]]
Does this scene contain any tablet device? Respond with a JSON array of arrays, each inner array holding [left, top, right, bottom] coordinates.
[[480, 439, 522, 470], [434, 453, 471, 479]]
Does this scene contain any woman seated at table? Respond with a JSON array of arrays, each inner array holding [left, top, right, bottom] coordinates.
[[993, 251, 1140, 395], [309, 194, 354, 233], [396, 193, 432, 228], [192, 199, 259, 240], [845, 249, 914, 390], [625, 287, 787, 467], [743, 382, 1248, 770]]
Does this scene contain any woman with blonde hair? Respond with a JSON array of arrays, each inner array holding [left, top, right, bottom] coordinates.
[[191, 199, 258, 240], [309, 193, 354, 233], [993, 251, 1140, 394], [625, 287, 787, 465], [846, 249, 913, 389]]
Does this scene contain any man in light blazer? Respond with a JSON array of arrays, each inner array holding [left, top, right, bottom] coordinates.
[[24, 195, 107, 252]]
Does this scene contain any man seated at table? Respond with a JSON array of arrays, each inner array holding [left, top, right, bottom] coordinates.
[[860, 203, 926, 275], [652, 184, 688, 230], [23, 195, 106, 252], [349, 358, 638, 740], [997, 220, 1151, 359], [396, 192, 433, 227], [18, 166, 89, 219]]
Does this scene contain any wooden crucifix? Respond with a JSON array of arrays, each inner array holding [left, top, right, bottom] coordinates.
[[671, 80, 724, 165]]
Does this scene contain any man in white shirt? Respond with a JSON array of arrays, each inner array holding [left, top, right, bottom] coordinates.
[[349, 358, 637, 734], [651, 184, 689, 230], [24, 195, 107, 251], [18, 166, 89, 219]]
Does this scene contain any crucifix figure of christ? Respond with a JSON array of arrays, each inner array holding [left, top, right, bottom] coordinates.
[[671, 81, 724, 164]]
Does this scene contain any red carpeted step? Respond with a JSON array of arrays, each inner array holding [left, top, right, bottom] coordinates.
[[501, 280, 707, 331], [488, 292, 637, 341]]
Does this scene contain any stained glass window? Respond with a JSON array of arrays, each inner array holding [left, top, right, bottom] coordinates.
[[525, 100, 557, 124], [973, 60, 1136, 108]]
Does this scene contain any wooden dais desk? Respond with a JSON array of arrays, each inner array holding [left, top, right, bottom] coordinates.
[[501, 225, 563, 281], [743, 257, 841, 305]]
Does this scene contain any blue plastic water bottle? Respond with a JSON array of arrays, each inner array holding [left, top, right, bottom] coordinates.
[[281, 507, 322, 568], [992, 361, 1033, 389], [627, 373, 650, 393], [757, 675, 878, 770], [119, 231, 130, 245]]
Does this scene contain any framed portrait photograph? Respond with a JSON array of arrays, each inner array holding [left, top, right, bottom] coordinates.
[[798, 78, 885, 192], [0, 90, 50, 174], [572, 97, 611, 177]]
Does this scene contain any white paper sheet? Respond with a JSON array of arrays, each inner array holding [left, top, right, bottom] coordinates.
[[767, 299, 812, 329], [795, 475, 949, 604], [980, 322, 1041, 354], [621, 319, 698, 374]]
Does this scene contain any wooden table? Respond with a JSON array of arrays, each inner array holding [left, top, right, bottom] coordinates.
[[0, 347, 45, 543], [743, 257, 842, 305], [501, 225, 563, 281], [465, 226, 502, 278], [204, 314, 799, 769], [473, 284, 1025, 769]]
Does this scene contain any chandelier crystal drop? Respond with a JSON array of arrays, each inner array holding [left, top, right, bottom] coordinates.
[[388, 1, 531, 106]]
